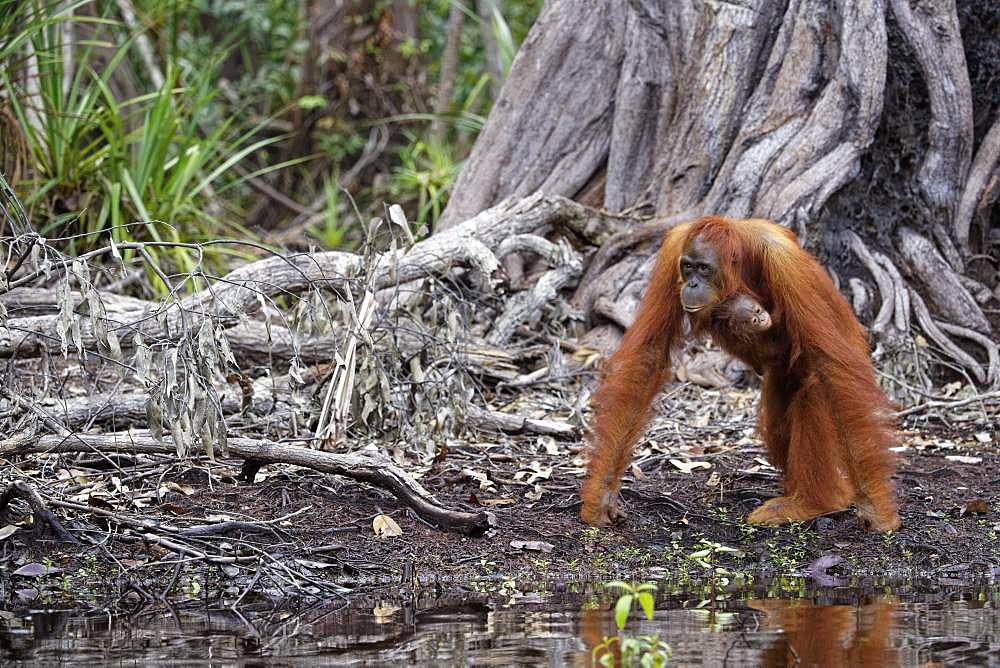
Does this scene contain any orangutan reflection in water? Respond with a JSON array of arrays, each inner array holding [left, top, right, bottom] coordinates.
[[749, 597, 899, 667], [577, 597, 899, 667]]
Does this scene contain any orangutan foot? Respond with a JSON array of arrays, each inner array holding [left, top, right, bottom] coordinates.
[[746, 496, 843, 525], [580, 489, 628, 527], [855, 498, 901, 532]]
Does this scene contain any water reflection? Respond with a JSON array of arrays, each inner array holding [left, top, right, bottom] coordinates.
[[581, 597, 900, 666], [748, 598, 898, 667], [3, 587, 1000, 665]]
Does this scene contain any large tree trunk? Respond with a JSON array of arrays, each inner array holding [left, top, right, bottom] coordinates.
[[439, 0, 1000, 385]]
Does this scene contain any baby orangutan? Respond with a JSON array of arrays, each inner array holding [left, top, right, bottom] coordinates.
[[714, 293, 772, 338]]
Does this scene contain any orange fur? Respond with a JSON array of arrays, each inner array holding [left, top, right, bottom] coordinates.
[[749, 598, 898, 666], [580, 216, 900, 530]]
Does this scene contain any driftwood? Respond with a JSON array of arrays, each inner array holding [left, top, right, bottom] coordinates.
[[7, 432, 496, 535]]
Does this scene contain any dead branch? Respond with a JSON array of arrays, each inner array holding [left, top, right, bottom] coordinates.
[[489, 237, 582, 345], [465, 404, 575, 437], [4, 389, 250, 432], [11, 432, 496, 535], [896, 388, 1000, 418], [1, 286, 355, 363], [0, 386, 71, 436], [1, 194, 612, 358], [1, 286, 151, 315]]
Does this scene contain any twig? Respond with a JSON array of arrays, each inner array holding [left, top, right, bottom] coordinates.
[[896, 389, 1000, 418], [0, 386, 71, 436]]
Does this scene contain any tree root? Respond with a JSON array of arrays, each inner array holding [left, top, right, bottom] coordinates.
[[956, 113, 1000, 248], [909, 288, 989, 385], [845, 231, 899, 336], [844, 230, 995, 387], [935, 321, 1000, 387], [897, 227, 990, 333]]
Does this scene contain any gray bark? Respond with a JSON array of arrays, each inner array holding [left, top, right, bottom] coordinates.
[[896, 226, 990, 333], [431, 2, 466, 141], [889, 0, 973, 231], [956, 112, 1000, 248], [438, 1, 627, 227], [437, 0, 999, 380]]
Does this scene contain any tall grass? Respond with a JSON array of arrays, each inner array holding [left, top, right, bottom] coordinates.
[[1, 2, 286, 285]]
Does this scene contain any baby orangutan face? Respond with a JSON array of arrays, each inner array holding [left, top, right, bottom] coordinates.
[[720, 293, 771, 336]]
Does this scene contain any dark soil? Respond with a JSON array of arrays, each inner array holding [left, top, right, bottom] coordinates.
[[2, 384, 997, 610]]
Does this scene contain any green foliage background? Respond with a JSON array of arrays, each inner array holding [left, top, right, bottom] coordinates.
[[0, 0, 543, 277]]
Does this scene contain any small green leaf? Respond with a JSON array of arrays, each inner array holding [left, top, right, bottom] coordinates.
[[297, 95, 327, 109], [614, 594, 633, 630], [637, 592, 656, 620]]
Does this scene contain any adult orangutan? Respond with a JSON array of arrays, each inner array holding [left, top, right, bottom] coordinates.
[[579, 216, 900, 532]]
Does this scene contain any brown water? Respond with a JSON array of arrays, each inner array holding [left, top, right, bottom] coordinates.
[[3, 584, 1000, 666]]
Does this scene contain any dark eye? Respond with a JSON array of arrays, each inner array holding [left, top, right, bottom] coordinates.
[[681, 262, 692, 273]]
